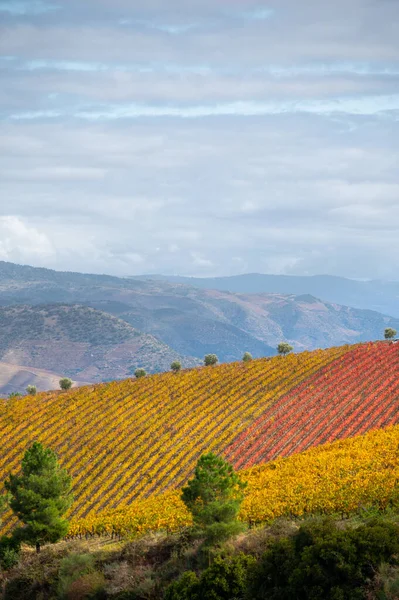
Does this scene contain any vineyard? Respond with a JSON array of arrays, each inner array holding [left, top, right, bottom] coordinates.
[[68, 424, 399, 538], [0, 340, 398, 536]]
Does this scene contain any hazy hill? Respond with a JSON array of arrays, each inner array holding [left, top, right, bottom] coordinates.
[[134, 273, 399, 318], [0, 362, 68, 396], [0, 304, 198, 385], [1, 261, 399, 362], [0, 341, 398, 536]]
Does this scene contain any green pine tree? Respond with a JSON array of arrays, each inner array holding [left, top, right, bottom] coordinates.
[[5, 442, 73, 552], [182, 453, 247, 545]]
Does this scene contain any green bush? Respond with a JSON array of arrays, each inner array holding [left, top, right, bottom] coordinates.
[[63, 571, 105, 600], [57, 553, 96, 598], [4, 576, 40, 600], [171, 361, 182, 373], [198, 553, 256, 600], [165, 554, 255, 600], [165, 571, 199, 600], [242, 352, 253, 363], [0, 534, 21, 569], [248, 519, 399, 600]]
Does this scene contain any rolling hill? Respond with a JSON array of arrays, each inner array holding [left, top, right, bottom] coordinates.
[[0, 304, 198, 387], [0, 340, 398, 536], [1, 261, 399, 364], [0, 362, 68, 396]]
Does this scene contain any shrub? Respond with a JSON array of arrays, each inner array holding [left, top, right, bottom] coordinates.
[[3, 576, 40, 600], [26, 385, 37, 396], [63, 571, 105, 600], [59, 378, 73, 391], [198, 553, 256, 600], [204, 354, 218, 366], [0, 535, 21, 570], [165, 554, 256, 600], [57, 553, 96, 598], [134, 368, 146, 379], [171, 361, 182, 373], [248, 518, 399, 600], [242, 352, 253, 363], [277, 342, 293, 356], [165, 571, 199, 600], [8, 392, 22, 399]]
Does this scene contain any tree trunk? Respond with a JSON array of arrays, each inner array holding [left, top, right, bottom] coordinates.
[[36, 542, 41, 553]]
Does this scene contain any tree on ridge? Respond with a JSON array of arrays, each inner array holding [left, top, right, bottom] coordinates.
[[59, 378, 73, 391], [384, 327, 397, 340], [204, 354, 218, 366], [135, 368, 146, 378], [277, 342, 294, 356]]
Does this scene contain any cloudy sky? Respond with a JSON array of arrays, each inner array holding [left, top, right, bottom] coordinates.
[[0, 0, 398, 279]]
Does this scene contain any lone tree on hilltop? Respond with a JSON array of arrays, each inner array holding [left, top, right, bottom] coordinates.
[[182, 452, 246, 545], [5, 442, 73, 553], [277, 342, 293, 356], [135, 368, 146, 378], [384, 327, 397, 340], [59, 378, 72, 391], [26, 385, 37, 396], [204, 354, 218, 367], [171, 361, 182, 373], [242, 351, 253, 363]]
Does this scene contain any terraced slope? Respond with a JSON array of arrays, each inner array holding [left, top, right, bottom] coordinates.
[[0, 341, 398, 535]]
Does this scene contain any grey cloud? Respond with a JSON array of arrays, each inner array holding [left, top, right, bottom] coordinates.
[[1, 114, 399, 278], [0, 0, 398, 279]]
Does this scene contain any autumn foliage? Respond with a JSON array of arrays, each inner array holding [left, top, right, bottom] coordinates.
[[0, 340, 398, 539]]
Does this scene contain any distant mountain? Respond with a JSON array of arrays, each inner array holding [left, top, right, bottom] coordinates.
[[1, 261, 398, 365], [0, 304, 198, 385], [132, 273, 399, 318]]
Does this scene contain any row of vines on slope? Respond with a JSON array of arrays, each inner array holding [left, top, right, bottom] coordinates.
[[66, 425, 399, 538], [0, 345, 349, 532], [226, 341, 399, 469]]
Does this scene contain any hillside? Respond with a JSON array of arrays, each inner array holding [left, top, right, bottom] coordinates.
[[135, 272, 399, 318], [69, 423, 399, 538], [0, 304, 198, 385], [1, 261, 399, 362], [0, 340, 398, 535], [0, 362, 68, 396]]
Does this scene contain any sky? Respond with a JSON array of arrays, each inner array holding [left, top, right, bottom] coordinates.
[[0, 0, 398, 279]]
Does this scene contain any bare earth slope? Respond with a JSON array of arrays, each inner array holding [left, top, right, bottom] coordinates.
[[0, 304, 198, 385], [0, 362, 66, 396]]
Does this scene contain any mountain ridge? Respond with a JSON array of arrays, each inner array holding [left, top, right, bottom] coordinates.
[[1, 261, 399, 371], [132, 272, 399, 317]]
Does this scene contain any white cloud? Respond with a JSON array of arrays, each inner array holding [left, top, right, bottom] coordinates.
[[0, 216, 55, 262]]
